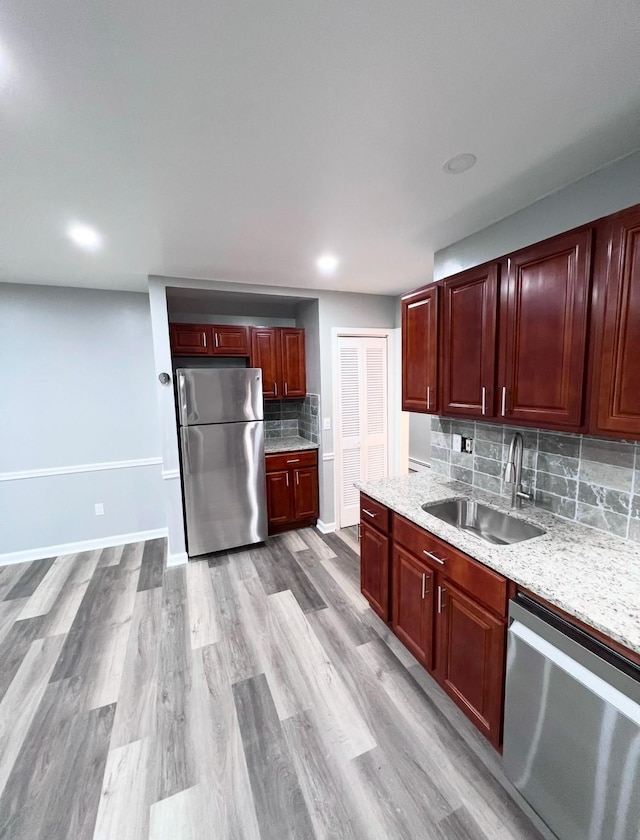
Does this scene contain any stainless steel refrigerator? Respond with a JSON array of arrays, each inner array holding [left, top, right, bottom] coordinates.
[[176, 367, 267, 556]]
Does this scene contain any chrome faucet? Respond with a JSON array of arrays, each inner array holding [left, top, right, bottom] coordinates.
[[504, 432, 532, 509]]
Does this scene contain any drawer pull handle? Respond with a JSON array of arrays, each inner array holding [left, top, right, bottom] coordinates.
[[421, 572, 428, 599], [423, 549, 445, 565], [286, 459, 300, 463], [362, 509, 377, 518]]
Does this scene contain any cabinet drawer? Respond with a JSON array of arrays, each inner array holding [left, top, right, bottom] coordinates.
[[360, 494, 390, 534], [392, 514, 507, 617], [265, 449, 317, 473]]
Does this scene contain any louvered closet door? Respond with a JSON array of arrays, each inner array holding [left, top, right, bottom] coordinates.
[[337, 336, 388, 527]]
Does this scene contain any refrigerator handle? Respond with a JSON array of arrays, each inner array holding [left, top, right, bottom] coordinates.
[[180, 427, 191, 474], [178, 372, 188, 423]]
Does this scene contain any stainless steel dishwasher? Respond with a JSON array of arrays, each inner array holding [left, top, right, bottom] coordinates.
[[504, 595, 640, 840]]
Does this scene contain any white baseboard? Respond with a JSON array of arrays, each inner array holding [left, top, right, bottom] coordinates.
[[0, 528, 168, 567], [316, 519, 336, 534], [167, 551, 188, 567]]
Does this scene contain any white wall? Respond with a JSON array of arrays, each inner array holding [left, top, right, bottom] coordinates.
[[435, 151, 640, 279], [0, 283, 165, 561]]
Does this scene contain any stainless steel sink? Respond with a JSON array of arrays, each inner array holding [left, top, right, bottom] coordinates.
[[421, 499, 546, 546]]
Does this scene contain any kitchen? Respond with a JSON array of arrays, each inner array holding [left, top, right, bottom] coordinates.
[[1, 3, 640, 840]]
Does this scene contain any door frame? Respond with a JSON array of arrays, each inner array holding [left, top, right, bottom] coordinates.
[[331, 327, 397, 530]]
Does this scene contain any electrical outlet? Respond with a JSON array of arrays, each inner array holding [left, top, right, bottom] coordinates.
[[463, 437, 474, 454], [323, 417, 331, 430], [94, 502, 104, 516]]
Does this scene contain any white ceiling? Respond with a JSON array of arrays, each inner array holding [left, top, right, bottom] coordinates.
[[2, 1, 640, 296]]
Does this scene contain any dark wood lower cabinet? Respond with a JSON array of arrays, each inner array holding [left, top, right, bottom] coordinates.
[[265, 450, 319, 534], [265, 471, 292, 528], [435, 580, 506, 748], [292, 468, 318, 520], [358, 495, 507, 749], [360, 522, 389, 621], [392, 545, 434, 669]]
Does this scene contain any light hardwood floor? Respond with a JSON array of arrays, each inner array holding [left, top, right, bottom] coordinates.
[[0, 530, 545, 840]]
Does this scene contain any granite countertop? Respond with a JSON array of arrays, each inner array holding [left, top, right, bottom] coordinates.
[[264, 436, 319, 454], [356, 472, 640, 655]]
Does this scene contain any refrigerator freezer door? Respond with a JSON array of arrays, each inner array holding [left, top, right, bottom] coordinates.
[[180, 420, 267, 555], [176, 368, 263, 426]]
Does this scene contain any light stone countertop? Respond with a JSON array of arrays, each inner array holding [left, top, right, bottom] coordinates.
[[356, 472, 640, 655], [264, 436, 319, 454]]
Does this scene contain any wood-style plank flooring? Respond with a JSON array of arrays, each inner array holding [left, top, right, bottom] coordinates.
[[0, 530, 545, 840]]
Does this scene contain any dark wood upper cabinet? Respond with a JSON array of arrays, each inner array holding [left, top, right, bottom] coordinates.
[[401, 285, 439, 413], [435, 580, 505, 748], [392, 544, 434, 669], [212, 325, 250, 356], [442, 264, 498, 418], [591, 206, 640, 437], [251, 328, 280, 398], [280, 328, 306, 398], [250, 327, 306, 399], [499, 229, 592, 429], [170, 323, 250, 357], [170, 324, 212, 356]]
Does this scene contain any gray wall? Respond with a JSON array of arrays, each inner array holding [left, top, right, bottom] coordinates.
[[0, 283, 165, 558], [434, 151, 640, 280], [408, 413, 431, 468], [168, 313, 296, 327]]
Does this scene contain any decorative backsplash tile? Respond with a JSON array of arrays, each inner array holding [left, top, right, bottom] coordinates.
[[430, 417, 640, 543], [264, 394, 319, 443]]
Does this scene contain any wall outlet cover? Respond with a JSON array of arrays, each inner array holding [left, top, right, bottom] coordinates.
[[94, 503, 104, 516], [323, 417, 331, 430], [452, 433, 462, 452]]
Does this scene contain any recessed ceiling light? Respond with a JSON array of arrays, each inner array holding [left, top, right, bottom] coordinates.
[[67, 223, 102, 250], [442, 153, 477, 175], [316, 253, 340, 275]]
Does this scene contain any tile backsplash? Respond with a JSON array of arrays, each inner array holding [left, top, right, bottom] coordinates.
[[264, 394, 319, 443], [430, 417, 640, 543]]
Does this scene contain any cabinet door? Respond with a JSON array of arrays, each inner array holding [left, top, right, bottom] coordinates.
[[251, 328, 281, 398], [436, 580, 505, 747], [293, 467, 319, 521], [280, 328, 306, 398], [392, 545, 434, 669], [265, 471, 292, 527], [501, 229, 591, 428], [402, 285, 439, 413], [170, 324, 212, 356], [360, 521, 389, 620], [442, 264, 498, 417], [212, 325, 250, 356], [592, 207, 640, 436]]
